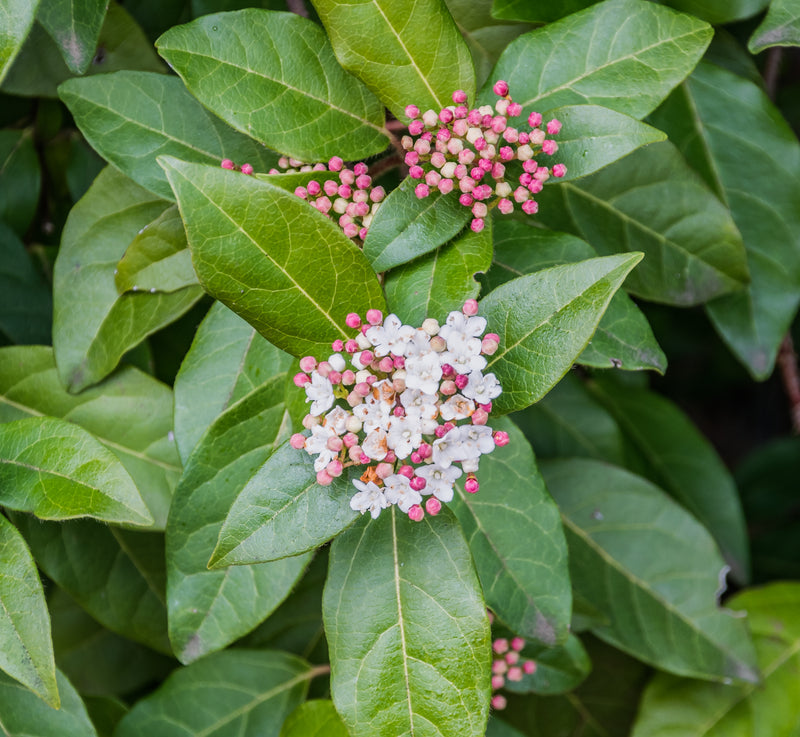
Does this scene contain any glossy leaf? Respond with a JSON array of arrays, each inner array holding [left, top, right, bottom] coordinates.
[[651, 62, 800, 379], [749, 0, 800, 52], [482, 0, 712, 119], [53, 166, 203, 392], [0, 416, 152, 526], [632, 583, 800, 737], [450, 417, 570, 645], [363, 176, 471, 273], [323, 508, 491, 737], [480, 252, 643, 414], [280, 700, 348, 737], [0, 515, 58, 707], [114, 650, 313, 737], [0, 0, 40, 83], [156, 10, 389, 161], [502, 632, 591, 696], [38, 0, 108, 74], [535, 142, 749, 306], [0, 345, 181, 530], [168, 377, 311, 664], [210, 441, 360, 567], [587, 375, 750, 583], [161, 157, 386, 359], [59, 72, 278, 200], [312, 0, 475, 120], [384, 215, 493, 325], [662, 0, 768, 26], [0, 128, 41, 236], [541, 458, 758, 683], [490, 0, 598, 23]]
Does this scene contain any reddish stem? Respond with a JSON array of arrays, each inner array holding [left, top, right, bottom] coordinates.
[[777, 335, 800, 433]]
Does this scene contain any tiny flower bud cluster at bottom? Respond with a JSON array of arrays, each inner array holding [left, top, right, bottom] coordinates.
[[290, 301, 509, 522], [490, 635, 537, 710]]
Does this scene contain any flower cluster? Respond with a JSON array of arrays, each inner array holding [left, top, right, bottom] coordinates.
[[289, 300, 509, 522], [401, 81, 566, 233], [490, 635, 537, 710]]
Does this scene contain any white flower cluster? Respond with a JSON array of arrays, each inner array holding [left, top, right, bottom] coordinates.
[[290, 301, 509, 522]]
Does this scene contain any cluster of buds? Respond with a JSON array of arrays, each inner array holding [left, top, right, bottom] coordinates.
[[220, 158, 254, 175], [491, 635, 537, 710], [401, 81, 566, 233], [289, 300, 509, 522]]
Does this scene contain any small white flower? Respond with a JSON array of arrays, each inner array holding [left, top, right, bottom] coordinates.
[[324, 406, 350, 435], [432, 431, 463, 468], [400, 388, 439, 434], [439, 311, 487, 344], [353, 400, 391, 434], [382, 474, 422, 512], [462, 371, 502, 403], [365, 314, 415, 356], [305, 371, 334, 416], [386, 415, 422, 459], [439, 394, 475, 421], [416, 464, 462, 503], [461, 424, 496, 457], [404, 352, 442, 395], [362, 428, 389, 460], [440, 334, 487, 374], [350, 479, 390, 518], [304, 424, 337, 472], [405, 329, 433, 358]]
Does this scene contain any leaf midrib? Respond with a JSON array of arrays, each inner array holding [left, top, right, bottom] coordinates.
[[391, 506, 416, 733]]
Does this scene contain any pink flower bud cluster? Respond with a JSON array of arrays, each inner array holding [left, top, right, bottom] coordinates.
[[289, 300, 509, 522], [490, 635, 537, 710], [268, 156, 386, 241], [220, 158, 254, 175], [402, 82, 566, 233]]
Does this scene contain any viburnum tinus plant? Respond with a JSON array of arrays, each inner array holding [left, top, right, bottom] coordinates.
[[3, 0, 800, 735]]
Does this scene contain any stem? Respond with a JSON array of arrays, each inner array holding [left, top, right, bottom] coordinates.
[[777, 335, 800, 434], [369, 153, 402, 180], [285, 0, 309, 16], [763, 47, 783, 100], [307, 664, 331, 679]]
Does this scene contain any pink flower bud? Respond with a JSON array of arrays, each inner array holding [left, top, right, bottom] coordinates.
[[338, 184, 352, 199], [482, 337, 499, 355], [355, 174, 371, 189], [521, 200, 539, 215], [467, 109, 482, 126], [502, 127, 519, 143], [458, 194, 474, 208], [293, 372, 310, 387], [518, 131, 530, 145], [421, 109, 438, 127], [375, 462, 393, 479], [511, 637, 525, 652], [455, 374, 469, 390], [472, 202, 488, 219], [507, 666, 523, 682], [439, 380, 457, 396], [384, 450, 397, 463], [366, 309, 383, 325], [326, 156, 343, 171], [491, 674, 505, 690], [410, 476, 426, 491], [316, 361, 331, 378], [290, 433, 306, 450], [436, 127, 451, 142], [393, 405, 405, 418], [425, 497, 442, 515], [528, 111, 543, 128], [359, 453, 370, 464], [452, 90, 467, 104], [415, 183, 430, 198], [326, 460, 343, 477], [513, 186, 530, 203], [470, 166, 484, 181], [370, 186, 386, 202], [354, 163, 369, 176], [494, 431, 510, 446], [355, 382, 371, 397], [302, 414, 318, 429], [492, 658, 507, 674], [546, 119, 562, 135], [343, 223, 358, 238], [425, 171, 441, 188], [542, 139, 558, 155], [438, 178, 454, 194], [395, 465, 412, 479], [410, 451, 422, 464], [464, 476, 479, 494], [221, 159, 235, 170], [491, 162, 506, 179], [491, 695, 507, 710], [377, 356, 393, 373], [405, 104, 420, 119], [491, 116, 507, 135], [294, 186, 308, 199], [439, 108, 454, 124], [328, 370, 342, 384], [326, 436, 343, 453], [497, 198, 513, 215], [346, 391, 361, 408], [480, 402, 493, 413], [507, 102, 522, 117], [528, 179, 544, 194], [316, 469, 333, 485], [552, 163, 567, 178], [343, 432, 359, 448], [340, 169, 355, 185], [345, 313, 361, 329], [409, 165, 424, 179], [408, 120, 424, 135], [348, 445, 362, 461], [493, 80, 509, 96], [299, 356, 317, 373], [340, 370, 355, 386], [472, 408, 489, 425], [474, 137, 487, 151], [323, 179, 338, 196], [430, 152, 446, 168], [430, 335, 446, 352], [506, 651, 520, 665], [306, 180, 320, 196], [523, 660, 537, 674], [459, 178, 476, 194], [494, 637, 509, 655], [408, 504, 424, 522], [452, 119, 468, 137]]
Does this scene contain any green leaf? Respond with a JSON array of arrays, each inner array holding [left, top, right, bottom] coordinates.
[[587, 376, 750, 583], [311, 0, 475, 120], [156, 10, 389, 162], [0, 515, 58, 707], [114, 650, 313, 737], [662, 0, 768, 26], [500, 632, 591, 696], [363, 177, 471, 273], [0, 416, 152, 526], [632, 583, 800, 737], [280, 700, 348, 737], [535, 142, 749, 306], [0, 224, 52, 345], [160, 157, 386, 359], [59, 72, 278, 200], [481, 0, 712, 120], [490, 0, 598, 23], [450, 417, 570, 645], [541, 458, 758, 683], [480, 252, 643, 414], [38, 0, 108, 74], [53, 166, 203, 392], [209, 441, 360, 567], [0, 0, 40, 83], [14, 514, 171, 654], [323, 508, 491, 737], [384, 214, 492, 325], [84, 696, 127, 737], [0, 129, 41, 236], [0, 345, 181, 530], [168, 378, 312, 664], [749, 0, 800, 52], [650, 62, 800, 379], [0, 668, 96, 736]]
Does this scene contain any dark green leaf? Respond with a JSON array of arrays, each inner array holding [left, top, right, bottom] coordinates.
[[490, 0, 598, 23], [363, 177, 471, 273], [312, 0, 475, 120], [451, 417, 570, 645], [541, 458, 758, 683], [481, 0, 712, 119], [53, 166, 203, 392], [280, 700, 348, 737], [481, 253, 643, 414], [161, 157, 386, 359], [323, 508, 491, 737], [535, 142, 749, 306], [156, 10, 389, 162], [749, 0, 800, 52], [0, 129, 41, 236], [661, 0, 768, 26], [38, 0, 108, 74], [0, 0, 41, 83], [501, 632, 591, 696], [59, 71, 278, 200], [114, 650, 313, 737], [84, 696, 128, 737]]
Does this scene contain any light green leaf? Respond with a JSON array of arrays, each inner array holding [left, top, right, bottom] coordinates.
[[0, 0, 41, 84], [38, 0, 108, 74], [481, 0, 712, 119], [451, 417, 571, 645], [312, 0, 475, 120], [59, 72, 278, 200], [161, 157, 386, 360], [0, 515, 58, 707], [490, 0, 598, 23], [749, 0, 800, 52], [632, 583, 800, 737], [363, 176, 471, 273], [0, 128, 41, 236], [53, 166, 203, 392], [114, 650, 313, 737], [0, 345, 181, 530], [384, 214, 493, 325], [541, 458, 759, 683], [480, 252, 643, 414], [156, 10, 389, 162], [0, 668, 96, 736], [0, 416, 152, 526], [535, 141, 749, 306], [323, 508, 491, 737], [280, 700, 348, 737], [650, 62, 800, 379], [662, 0, 769, 26]]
